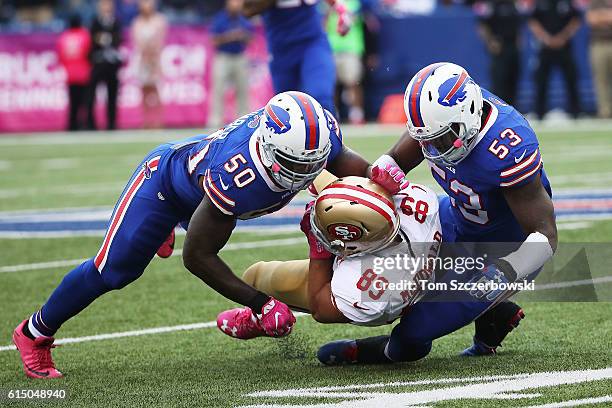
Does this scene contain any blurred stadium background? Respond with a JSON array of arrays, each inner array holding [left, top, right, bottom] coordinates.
[[0, 0, 605, 131]]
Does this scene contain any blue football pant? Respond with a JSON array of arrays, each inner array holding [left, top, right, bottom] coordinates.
[[34, 146, 185, 335], [385, 272, 492, 362], [269, 36, 336, 113]]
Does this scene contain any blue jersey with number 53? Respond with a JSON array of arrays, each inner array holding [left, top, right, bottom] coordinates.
[[431, 89, 552, 242], [164, 109, 343, 220]]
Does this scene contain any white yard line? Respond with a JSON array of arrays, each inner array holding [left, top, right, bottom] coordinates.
[[535, 276, 612, 290], [0, 312, 309, 352], [241, 369, 612, 408], [0, 237, 305, 274], [522, 396, 612, 408], [557, 221, 594, 230]]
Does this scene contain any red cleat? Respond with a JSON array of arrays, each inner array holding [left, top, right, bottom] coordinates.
[[217, 307, 265, 340], [12, 320, 63, 379], [157, 229, 175, 258]]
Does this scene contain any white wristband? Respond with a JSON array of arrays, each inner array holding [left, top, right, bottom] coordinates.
[[500, 232, 554, 280]]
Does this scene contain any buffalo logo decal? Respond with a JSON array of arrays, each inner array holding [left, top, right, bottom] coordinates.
[[327, 223, 363, 242], [438, 71, 470, 107], [265, 104, 291, 134]]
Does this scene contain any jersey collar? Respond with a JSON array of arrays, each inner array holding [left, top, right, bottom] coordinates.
[[473, 100, 499, 148]]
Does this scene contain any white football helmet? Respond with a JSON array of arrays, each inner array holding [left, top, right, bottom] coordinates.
[[404, 62, 483, 167], [256, 91, 333, 191]]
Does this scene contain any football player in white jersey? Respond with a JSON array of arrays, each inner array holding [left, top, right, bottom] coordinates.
[[216, 173, 442, 333]]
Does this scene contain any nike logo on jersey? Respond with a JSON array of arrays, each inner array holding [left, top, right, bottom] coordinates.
[[353, 302, 369, 310], [446, 166, 456, 173], [515, 150, 527, 163], [218, 175, 230, 191]]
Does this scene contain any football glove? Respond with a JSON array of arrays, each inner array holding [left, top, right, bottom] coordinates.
[[256, 297, 296, 337], [370, 163, 410, 195], [467, 261, 517, 302]]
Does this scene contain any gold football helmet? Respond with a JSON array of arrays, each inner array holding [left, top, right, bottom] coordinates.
[[311, 176, 400, 257]]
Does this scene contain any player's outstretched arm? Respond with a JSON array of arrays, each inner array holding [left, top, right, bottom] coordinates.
[[326, 145, 371, 178], [386, 129, 425, 173], [183, 196, 270, 310], [499, 175, 557, 280], [243, 0, 275, 17]]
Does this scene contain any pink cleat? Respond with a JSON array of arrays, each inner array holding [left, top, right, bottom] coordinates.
[[217, 307, 265, 340], [12, 320, 63, 379], [157, 229, 175, 258]]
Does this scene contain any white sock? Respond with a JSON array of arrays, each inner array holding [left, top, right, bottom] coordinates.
[[28, 316, 45, 338]]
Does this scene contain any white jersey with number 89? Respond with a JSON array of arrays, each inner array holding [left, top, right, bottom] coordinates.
[[330, 183, 442, 326]]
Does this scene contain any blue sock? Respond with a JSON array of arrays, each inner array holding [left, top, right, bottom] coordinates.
[[29, 259, 109, 337]]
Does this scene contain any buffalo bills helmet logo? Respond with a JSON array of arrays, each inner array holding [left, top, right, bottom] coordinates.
[[265, 104, 292, 134], [437, 71, 470, 107]]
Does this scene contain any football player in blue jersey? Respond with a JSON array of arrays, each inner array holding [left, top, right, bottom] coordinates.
[[243, 0, 352, 113], [317, 62, 558, 365], [12, 91, 383, 379]]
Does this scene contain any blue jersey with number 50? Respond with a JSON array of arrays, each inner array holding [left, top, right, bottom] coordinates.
[[164, 109, 343, 220], [431, 89, 552, 242]]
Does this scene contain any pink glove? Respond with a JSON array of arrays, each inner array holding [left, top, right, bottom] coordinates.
[[370, 163, 409, 194], [257, 297, 296, 337], [300, 201, 334, 260], [333, 2, 352, 36]]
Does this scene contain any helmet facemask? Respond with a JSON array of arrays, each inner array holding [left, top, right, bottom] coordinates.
[[260, 137, 330, 192], [413, 119, 480, 167]]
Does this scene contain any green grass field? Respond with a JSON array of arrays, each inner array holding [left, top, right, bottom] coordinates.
[[0, 125, 611, 407]]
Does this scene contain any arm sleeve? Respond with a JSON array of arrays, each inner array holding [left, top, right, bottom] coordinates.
[[201, 167, 236, 216], [497, 141, 542, 188]]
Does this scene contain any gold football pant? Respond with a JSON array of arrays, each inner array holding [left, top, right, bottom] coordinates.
[[242, 260, 310, 311]]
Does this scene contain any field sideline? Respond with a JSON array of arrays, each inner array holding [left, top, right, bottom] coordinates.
[[0, 124, 611, 407]]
